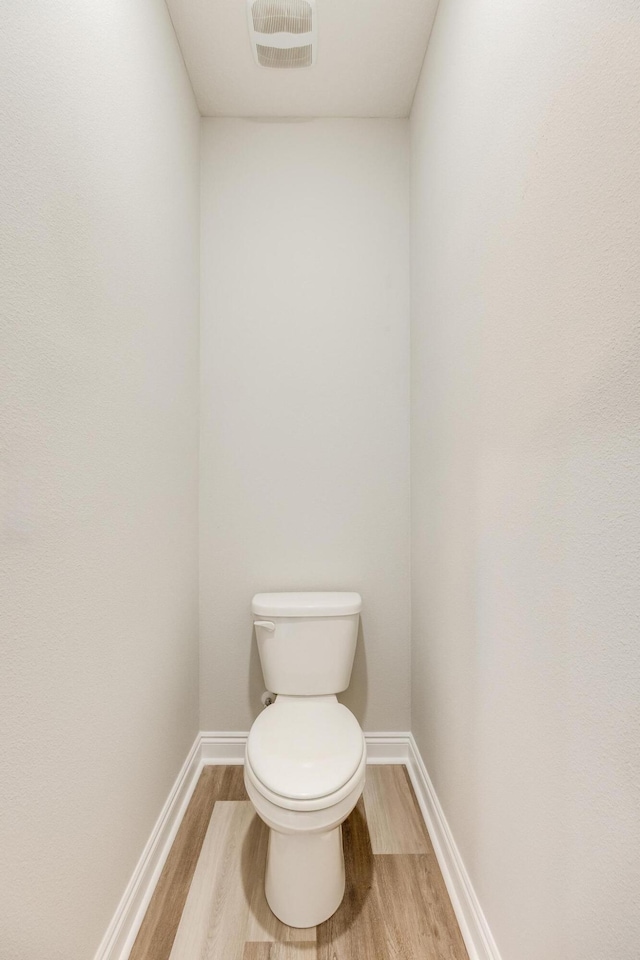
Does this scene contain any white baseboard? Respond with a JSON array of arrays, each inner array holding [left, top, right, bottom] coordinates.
[[198, 731, 413, 765], [406, 734, 502, 960], [363, 732, 412, 763], [96, 730, 500, 960], [93, 735, 202, 960], [200, 731, 248, 763]]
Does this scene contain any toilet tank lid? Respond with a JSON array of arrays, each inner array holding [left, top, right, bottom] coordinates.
[[251, 592, 362, 617]]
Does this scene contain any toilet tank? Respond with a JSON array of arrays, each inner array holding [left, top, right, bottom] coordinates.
[[251, 592, 362, 696]]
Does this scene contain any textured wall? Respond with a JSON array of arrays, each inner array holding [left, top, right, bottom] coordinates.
[[200, 119, 411, 732], [410, 1, 640, 957], [0, 3, 200, 958]]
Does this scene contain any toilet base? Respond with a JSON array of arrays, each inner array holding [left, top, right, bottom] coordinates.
[[265, 824, 345, 927]]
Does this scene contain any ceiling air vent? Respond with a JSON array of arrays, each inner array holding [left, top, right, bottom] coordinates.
[[247, 0, 317, 68]]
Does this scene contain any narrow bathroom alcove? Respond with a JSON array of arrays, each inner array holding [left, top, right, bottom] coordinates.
[[2, 2, 639, 959]]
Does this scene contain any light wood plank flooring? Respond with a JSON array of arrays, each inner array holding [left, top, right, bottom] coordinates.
[[129, 765, 468, 960]]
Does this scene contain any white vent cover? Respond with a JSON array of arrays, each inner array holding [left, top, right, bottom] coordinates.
[[247, 0, 317, 68]]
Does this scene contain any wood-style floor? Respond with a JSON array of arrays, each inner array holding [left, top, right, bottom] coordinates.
[[129, 764, 468, 960]]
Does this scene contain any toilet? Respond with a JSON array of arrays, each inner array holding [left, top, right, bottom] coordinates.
[[244, 591, 365, 928]]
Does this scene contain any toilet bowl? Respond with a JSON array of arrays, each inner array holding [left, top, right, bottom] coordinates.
[[246, 592, 364, 927]]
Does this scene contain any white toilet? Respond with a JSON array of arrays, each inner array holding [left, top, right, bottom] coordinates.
[[244, 591, 365, 928]]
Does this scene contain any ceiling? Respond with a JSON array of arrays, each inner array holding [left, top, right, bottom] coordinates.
[[165, 0, 439, 118]]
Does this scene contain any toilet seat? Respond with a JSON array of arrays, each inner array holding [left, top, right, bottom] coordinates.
[[246, 696, 365, 808], [245, 747, 366, 814]]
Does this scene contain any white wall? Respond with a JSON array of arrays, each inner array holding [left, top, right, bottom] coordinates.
[[0, 3, 200, 958], [200, 118, 410, 732], [410, 1, 640, 958]]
